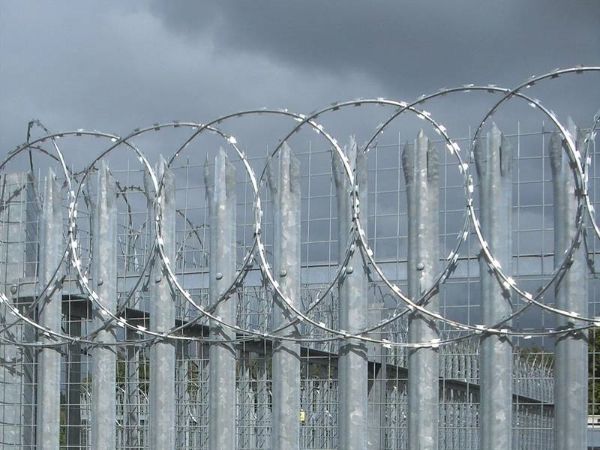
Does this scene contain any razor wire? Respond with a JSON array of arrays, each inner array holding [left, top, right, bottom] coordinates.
[[0, 66, 599, 350]]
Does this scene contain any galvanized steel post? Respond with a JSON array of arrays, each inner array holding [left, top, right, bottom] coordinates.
[[206, 149, 237, 449], [474, 125, 513, 449], [333, 137, 369, 450], [403, 130, 439, 450], [91, 162, 118, 449], [270, 143, 301, 449], [550, 120, 588, 450], [149, 157, 176, 448], [36, 169, 63, 449]]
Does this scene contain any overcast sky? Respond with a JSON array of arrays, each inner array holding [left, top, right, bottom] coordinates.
[[1, 0, 599, 154]]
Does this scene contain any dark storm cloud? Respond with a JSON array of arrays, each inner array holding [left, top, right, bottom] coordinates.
[[148, 0, 600, 92], [2, 0, 599, 153], [1, 0, 599, 161], [0, 0, 382, 153]]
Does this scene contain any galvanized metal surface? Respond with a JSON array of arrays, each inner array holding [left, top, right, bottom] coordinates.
[[36, 170, 62, 449], [271, 143, 302, 449], [475, 126, 514, 450], [404, 131, 440, 450], [91, 162, 118, 450], [551, 122, 589, 450], [149, 158, 176, 448], [207, 149, 237, 450], [334, 137, 369, 450]]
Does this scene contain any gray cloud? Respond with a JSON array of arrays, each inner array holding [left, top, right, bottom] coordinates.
[[148, 0, 600, 91], [1, 0, 598, 154]]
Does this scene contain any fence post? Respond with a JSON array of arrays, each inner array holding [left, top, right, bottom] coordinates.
[[206, 149, 237, 449], [333, 136, 369, 450], [474, 124, 513, 449], [550, 120, 588, 450], [403, 130, 439, 450], [270, 143, 301, 449], [149, 157, 176, 448], [36, 169, 63, 449], [91, 161, 118, 449]]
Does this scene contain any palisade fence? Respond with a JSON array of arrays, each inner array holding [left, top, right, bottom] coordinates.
[[0, 67, 599, 449]]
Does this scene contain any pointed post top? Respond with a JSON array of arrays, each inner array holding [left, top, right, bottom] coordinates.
[[97, 159, 109, 183], [275, 142, 300, 195], [96, 160, 116, 210], [155, 154, 174, 206], [217, 146, 228, 163], [157, 154, 168, 178], [279, 142, 292, 190], [46, 166, 56, 183], [549, 119, 581, 178], [474, 124, 510, 178], [333, 136, 358, 190], [490, 122, 501, 136], [345, 135, 357, 169], [567, 116, 578, 139], [403, 130, 437, 183], [205, 148, 236, 212], [341, 135, 358, 176], [549, 131, 564, 175], [281, 141, 292, 159], [43, 167, 61, 212], [354, 140, 367, 191], [565, 116, 585, 155]]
